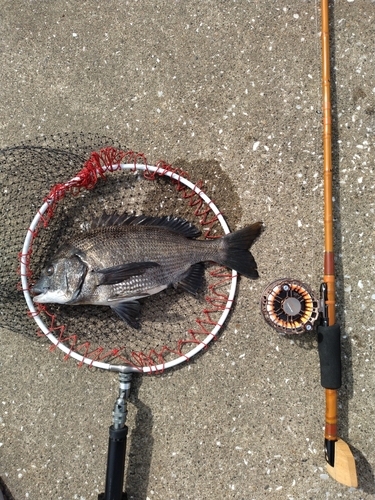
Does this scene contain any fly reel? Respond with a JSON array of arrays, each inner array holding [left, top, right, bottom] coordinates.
[[260, 278, 319, 334]]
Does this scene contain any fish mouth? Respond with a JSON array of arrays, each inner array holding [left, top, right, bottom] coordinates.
[[31, 288, 71, 304], [32, 292, 48, 303]]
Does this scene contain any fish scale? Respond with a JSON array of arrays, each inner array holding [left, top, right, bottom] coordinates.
[[32, 214, 262, 329], [74, 227, 218, 282]]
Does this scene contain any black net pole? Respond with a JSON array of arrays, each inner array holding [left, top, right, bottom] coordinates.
[[98, 373, 132, 500], [98, 425, 128, 500]]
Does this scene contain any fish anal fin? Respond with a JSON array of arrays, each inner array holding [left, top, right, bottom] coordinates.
[[96, 261, 159, 285], [111, 300, 141, 329], [177, 263, 205, 295]]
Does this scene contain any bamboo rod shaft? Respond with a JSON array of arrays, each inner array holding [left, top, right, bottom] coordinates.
[[321, 0, 336, 325], [322, 0, 337, 441], [324, 389, 338, 440], [320, 3, 357, 487], [321, 0, 338, 448]]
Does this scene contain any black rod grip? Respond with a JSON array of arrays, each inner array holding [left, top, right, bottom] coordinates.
[[317, 324, 342, 389], [100, 425, 128, 500]]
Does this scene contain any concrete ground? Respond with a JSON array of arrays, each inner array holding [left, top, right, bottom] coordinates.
[[0, 1, 374, 499]]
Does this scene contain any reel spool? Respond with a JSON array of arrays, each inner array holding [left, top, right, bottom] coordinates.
[[260, 278, 319, 334]]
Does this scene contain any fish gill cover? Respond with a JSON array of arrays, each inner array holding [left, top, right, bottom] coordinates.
[[0, 133, 244, 371]]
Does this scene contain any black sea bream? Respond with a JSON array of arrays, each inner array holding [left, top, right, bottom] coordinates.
[[32, 213, 262, 329]]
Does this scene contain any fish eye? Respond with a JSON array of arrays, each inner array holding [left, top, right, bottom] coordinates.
[[46, 265, 54, 276]]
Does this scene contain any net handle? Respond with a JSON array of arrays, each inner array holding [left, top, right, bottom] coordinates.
[[20, 163, 238, 373]]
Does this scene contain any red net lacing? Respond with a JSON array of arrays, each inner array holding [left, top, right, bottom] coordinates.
[[18, 148, 234, 372]]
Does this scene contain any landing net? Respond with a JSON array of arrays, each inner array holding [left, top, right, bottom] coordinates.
[[11, 139, 239, 373]]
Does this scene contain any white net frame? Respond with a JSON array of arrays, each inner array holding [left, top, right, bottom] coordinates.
[[20, 162, 238, 373]]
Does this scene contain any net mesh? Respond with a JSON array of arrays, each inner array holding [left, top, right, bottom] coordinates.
[[1, 133, 243, 371]]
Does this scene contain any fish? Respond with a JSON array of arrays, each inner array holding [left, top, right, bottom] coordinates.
[[32, 213, 262, 329]]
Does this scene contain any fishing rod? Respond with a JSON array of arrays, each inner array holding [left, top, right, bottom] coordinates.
[[260, 0, 358, 487], [317, 0, 357, 487]]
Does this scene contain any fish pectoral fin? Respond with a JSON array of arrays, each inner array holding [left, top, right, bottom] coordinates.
[[95, 261, 160, 285], [111, 300, 141, 329], [177, 262, 205, 295]]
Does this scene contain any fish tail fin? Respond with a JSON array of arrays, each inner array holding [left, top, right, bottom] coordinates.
[[219, 222, 263, 278]]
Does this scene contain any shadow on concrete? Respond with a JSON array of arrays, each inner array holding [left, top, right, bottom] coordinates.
[[0, 477, 16, 500], [329, 5, 373, 492], [125, 375, 154, 500], [329, 0, 355, 444], [352, 444, 375, 494]]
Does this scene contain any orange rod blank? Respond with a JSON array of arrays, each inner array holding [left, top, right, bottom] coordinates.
[[321, 0, 336, 325], [324, 389, 338, 441], [320, 2, 357, 487], [321, 0, 338, 447]]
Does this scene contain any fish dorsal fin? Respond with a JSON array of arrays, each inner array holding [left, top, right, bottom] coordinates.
[[91, 213, 202, 239], [91, 213, 138, 228]]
